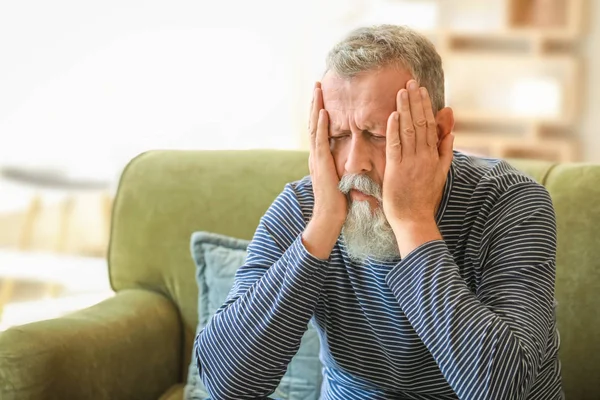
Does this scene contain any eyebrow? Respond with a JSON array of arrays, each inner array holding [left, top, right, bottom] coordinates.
[[330, 125, 383, 135]]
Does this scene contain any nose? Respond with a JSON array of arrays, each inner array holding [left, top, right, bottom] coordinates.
[[344, 135, 372, 175]]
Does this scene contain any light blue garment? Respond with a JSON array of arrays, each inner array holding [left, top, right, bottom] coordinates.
[[184, 231, 323, 400]]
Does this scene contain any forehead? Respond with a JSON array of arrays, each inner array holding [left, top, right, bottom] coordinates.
[[321, 67, 413, 129]]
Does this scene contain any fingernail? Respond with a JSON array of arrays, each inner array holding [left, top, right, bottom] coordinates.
[[409, 81, 418, 91], [401, 90, 408, 100], [420, 87, 427, 98]]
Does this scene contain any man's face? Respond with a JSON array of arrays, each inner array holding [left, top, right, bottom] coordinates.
[[322, 66, 413, 210], [321, 66, 413, 262]]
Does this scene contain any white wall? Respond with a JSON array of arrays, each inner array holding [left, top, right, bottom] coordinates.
[[2, 0, 597, 176], [0, 0, 343, 177], [581, 0, 600, 162]]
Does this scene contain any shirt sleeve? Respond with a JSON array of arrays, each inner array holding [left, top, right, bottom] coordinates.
[[385, 181, 557, 400], [195, 182, 329, 399]]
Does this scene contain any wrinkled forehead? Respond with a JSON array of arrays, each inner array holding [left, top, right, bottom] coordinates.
[[321, 68, 413, 127]]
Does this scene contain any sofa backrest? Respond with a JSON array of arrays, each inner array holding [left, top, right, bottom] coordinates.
[[108, 150, 600, 399], [509, 159, 600, 399], [108, 150, 310, 381]]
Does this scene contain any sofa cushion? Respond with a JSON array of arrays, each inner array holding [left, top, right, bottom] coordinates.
[[184, 231, 323, 400]]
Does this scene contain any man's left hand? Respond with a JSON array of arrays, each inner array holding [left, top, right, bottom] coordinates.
[[382, 80, 454, 257]]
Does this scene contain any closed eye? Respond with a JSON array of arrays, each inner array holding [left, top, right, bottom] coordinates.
[[329, 134, 350, 141], [368, 133, 386, 140]]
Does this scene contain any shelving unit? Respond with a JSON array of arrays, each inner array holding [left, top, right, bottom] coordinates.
[[441, 0, 585, 161], [358, 0, 588, 161]]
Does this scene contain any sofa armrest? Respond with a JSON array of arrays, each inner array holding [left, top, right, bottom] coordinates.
[[0, 289, 182, 400]]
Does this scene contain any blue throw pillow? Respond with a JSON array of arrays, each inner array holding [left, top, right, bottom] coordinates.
[[184, 231, 323, 400]]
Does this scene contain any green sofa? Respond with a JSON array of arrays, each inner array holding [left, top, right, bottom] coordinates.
[[0, 150, 598, 400]]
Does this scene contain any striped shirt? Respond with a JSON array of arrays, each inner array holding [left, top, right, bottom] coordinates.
[[196, 151, 562, 399]]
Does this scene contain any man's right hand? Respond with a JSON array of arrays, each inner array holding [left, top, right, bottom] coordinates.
[[302, 82, 348, 260]]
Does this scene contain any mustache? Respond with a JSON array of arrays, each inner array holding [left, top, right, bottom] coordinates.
[[338, 174, 382, 201]]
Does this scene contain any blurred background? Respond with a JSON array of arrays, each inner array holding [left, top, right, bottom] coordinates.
[[0, 0, 597, 329]]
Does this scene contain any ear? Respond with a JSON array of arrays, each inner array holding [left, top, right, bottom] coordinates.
[[435, 107, 454, 141]]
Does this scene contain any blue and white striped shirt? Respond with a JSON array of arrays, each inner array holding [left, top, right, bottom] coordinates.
[[196, 151, 562, 399]]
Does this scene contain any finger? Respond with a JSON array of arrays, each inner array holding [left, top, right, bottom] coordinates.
[[309, 88, 318, 153], [315, 84, 323, 110], [316, 109, 330, 156], [308, 81, 321, 122], [309, 85, 323, 152], [386, 111, 401, 162], [420, 87, 438, 149], [407, 80, 428, 152], [438, 133, 455, 174], [397, 89, 416, 158], [309, 81, 321, 112]]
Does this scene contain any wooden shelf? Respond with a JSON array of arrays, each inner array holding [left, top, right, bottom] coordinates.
[[441, 28, 579, 43], [443, 31, 581, 55], [453, 110, 574, 127], [507, 0, 585, 35]]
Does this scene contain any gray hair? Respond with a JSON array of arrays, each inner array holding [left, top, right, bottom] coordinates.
[[325, 24, 445, 113]]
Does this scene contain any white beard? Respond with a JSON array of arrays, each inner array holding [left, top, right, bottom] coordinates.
[[338, 174, 400, 263]]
